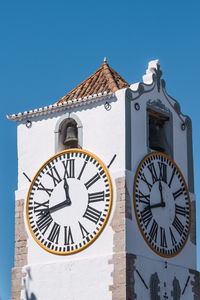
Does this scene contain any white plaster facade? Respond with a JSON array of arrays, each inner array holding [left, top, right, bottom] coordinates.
[[15, 90, 126, 300], [10, 60, 199, 299]]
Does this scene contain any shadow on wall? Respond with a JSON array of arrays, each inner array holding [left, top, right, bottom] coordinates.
[[24, 268, 37, 300]]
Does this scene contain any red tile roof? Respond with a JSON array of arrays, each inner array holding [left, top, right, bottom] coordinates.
[[57, 59, 130, 104]]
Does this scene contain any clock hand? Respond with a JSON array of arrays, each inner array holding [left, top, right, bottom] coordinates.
[[159, 180, 165, 205], [148, 181, 166, 209], [41, 178, 72, 216], [149, 202, 165, 209], [42, 200, 70, 215], [63, 177, 71, 205], [49, 200, 70, 213]]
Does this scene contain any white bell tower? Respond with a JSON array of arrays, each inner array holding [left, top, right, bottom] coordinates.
[[8, 59, 199, 300]]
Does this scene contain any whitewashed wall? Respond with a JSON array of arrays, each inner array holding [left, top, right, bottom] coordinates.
[[134, 255, 193, 299], [126, 77, 196, 269], [16, 89, 127, 300], [15, 60, 197, 299]]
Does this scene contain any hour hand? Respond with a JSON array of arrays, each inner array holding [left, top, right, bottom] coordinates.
[[149, 202, 165, 209], [48, 200, 69, 213], [41, 198, 71, 215]]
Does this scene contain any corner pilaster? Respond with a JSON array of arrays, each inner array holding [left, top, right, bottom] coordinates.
[[11, 199, 27, 300]]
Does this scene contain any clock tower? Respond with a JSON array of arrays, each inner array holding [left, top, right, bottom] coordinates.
[[9, 59, 200, 299]]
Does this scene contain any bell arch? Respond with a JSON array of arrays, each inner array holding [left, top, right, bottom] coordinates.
[[54, 113, 83, 153]]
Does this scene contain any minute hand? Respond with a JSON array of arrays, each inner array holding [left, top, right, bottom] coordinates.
[[63, 177, 71, 205], [159, 181, 165, 205]]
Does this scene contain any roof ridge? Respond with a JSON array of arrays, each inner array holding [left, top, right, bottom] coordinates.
[[102, 61, 119, 92], [108, 66, 129, 89], [57, 60, 130, 104]]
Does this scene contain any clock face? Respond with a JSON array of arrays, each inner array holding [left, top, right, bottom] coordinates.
[[133, 152, 191, 258], [26, 149, 112, 255]]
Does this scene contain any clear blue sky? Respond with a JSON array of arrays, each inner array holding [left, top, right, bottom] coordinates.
[[1, 1, 200, 299]]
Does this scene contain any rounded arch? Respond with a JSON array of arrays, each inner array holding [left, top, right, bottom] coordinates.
[[54, 113, 83, 153]]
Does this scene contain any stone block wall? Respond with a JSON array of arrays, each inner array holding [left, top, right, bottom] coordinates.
[[11, 199, 27, 300], [109, 177, 136, 300]]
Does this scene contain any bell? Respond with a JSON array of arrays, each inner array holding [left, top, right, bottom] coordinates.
[[149, 118, 165, 152], [63, 125, 78, 148]]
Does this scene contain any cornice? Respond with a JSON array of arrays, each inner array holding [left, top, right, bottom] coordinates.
[[7, 91, 114, 122], [126, 59, 189, 125]]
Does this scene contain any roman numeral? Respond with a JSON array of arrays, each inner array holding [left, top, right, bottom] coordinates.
[[83, 205, 102, 224], [88, 191, 105, 203], [48, 222, 60, 244], [169, 227, 177, 246], [78, 221, 89, 239], [84, 173, 101, 190], [62, 159, 75, 178], [34, 200, 49, 216], [172, 215, 184, 236], [137, 190, 150, 205], [47, 166, 62, 187], [64, 226, 74, 245], [158, 162, 167, 183], [77, 161, 88, 180], [37, 183, 53, 196], [36, 213, 53, 234], [140, 207, 153, 228], [168, 167, 176, 188], [160, 226, 167, 248], [148, 163, 158, 184], [140, 173, 152, 192], [173, 188, 183, 200], [149, 219, 158, 242], [175, 204, 186, 216]]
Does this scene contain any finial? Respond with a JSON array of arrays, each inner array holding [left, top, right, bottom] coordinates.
[[104, 57, 107, 63]]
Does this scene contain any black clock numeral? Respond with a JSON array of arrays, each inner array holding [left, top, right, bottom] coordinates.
[[149, 219, 158, 242], [34, 200, 49, 216], [85, 173, 101, 190], [138, 190, 150, 205], [64, 226, 74, 245], [36, 213, 53, 234], [48, 222, 60, 244], [175, 204, 186, 217], [173, 188, 184, 200], [140, 173, 152, 192], [88, 191, 105, 203], [147, 163, 158, 184], [140, 207, 153, 228], [77, 161, 88, 180], [168, 167, 176, 188], [63, 159, 75, 178], [37, 183, 53, 197], [78, 221, 89, 239], [83, 205, 102, 224], [47, 166, 62, 187], [172, 215, 184, 236], [160, 226, 167, 248], [158, 162, 167, 183], [169, 227, 177, 246]]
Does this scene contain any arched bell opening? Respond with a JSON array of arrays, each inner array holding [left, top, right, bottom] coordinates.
[[55, 113, 83, 153], [59, 118, 79, 150], [147, 107, 173, 157], [61, 119, 78, 149]]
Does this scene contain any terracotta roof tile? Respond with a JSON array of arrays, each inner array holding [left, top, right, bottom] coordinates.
[[57, 59, 130, 104]]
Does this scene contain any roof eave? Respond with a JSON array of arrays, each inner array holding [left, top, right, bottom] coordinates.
[[7, 91, 115, 122]]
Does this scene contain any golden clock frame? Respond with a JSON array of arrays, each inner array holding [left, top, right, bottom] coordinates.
[[26, 148, 113, 255], [133, 152, 191, 258]]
